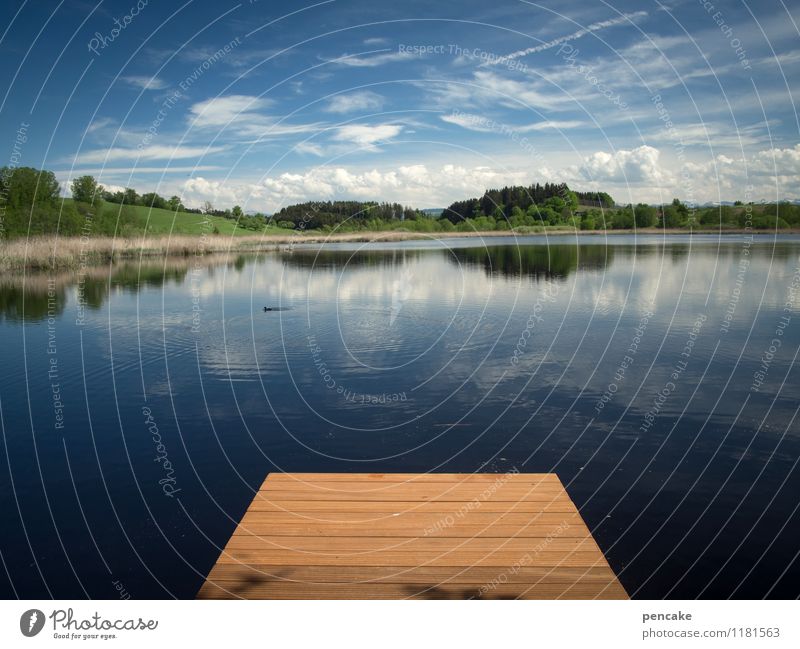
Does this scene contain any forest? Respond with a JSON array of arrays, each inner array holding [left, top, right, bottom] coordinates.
[[1, 167, 798, 239]]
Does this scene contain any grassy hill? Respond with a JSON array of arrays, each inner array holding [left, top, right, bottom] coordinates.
[[65, 200, 288, 237]]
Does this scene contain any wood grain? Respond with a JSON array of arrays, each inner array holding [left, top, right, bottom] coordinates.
[[197, 473, 627, 600]]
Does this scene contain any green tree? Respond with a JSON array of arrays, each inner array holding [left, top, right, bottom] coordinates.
[[123, 188, 139, 205], [71, 175, 103, 205], [141, 192, 166, 209], [633, 203, 657, 228], [232, 205, 244, 219], [1, 167, 60, 210]]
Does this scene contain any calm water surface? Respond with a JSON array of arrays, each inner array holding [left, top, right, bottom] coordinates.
[[1, 234, 799, 598]]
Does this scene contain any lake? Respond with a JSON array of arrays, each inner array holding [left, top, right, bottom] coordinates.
[[1, 234, 799, 599]]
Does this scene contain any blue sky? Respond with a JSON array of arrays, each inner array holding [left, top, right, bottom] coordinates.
[[1, 0, 798, 211]]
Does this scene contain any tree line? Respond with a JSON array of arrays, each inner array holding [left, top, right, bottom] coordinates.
[[1, 167, 798, 239], [272, 201, 424, 230]]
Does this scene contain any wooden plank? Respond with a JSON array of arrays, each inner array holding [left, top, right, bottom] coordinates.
[[223, 536, 601, 553], [265, 473, 560, 483], [227, 524, 586, 539], [259, 480, 563, 493], [203, 564, 619, 585], [197, 580, 628, 600], [233, 515, 583, 535], [236, 511, 585, 527], [252, 489, 574, 502], [214, 550, 608, 567], [197, 473, 627, 599], [247, 500, 579, 513]]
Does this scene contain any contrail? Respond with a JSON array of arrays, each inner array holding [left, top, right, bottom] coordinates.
[[487, 10, 647, 63]]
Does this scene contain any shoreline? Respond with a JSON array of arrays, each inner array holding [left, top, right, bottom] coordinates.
[[1, 228, 797, 271]]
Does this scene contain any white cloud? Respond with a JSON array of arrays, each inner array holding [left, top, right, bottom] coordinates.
[[682, 144, 800, 198], [750, 143, 800, 176], [177, 164, 539, 212], [324, 91, 384, 114], [471, 70, 574, 111], [526, 120, 587, 131], [440, 112, 585, 132], [188, 94, 322, 139], [578, 145, 669, 184], [121, 75, 169, 90], [71, 145, 227, 164], [328, 50, 415, 67], [189, 95, 273, 129], [492, 11, 648, 61], [86, 117, 115, 133], [294, 142, 326, 156], [182, 176, 241, 206], [333, 124, 402, 148]]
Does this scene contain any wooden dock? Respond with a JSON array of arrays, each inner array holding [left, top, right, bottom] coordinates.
[[197, 473, 627, 599]]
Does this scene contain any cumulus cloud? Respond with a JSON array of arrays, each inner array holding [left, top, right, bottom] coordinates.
[[182, 176, 241, 206], [324, 90, 384, 114], [578, 145, 669, 184], [178, 164, 538, 212], [682, 144, 800, 199]]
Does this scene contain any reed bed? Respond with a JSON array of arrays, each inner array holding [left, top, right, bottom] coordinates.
[[0, 234, 383, 271], [1, 228, 780, 271], [0, 231, 509, 271]]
